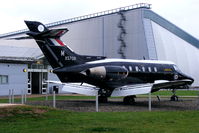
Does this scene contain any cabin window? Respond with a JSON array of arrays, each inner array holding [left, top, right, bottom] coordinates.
[[173, 65, 181, 73], [154, 67, 157, 72], [142, 66, 145, 72], [135, 66, 139, 72], [148, 67, 151, 72], [129, 66, 132, 72]]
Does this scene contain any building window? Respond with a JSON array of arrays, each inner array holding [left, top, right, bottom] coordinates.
[[0, 75, 8, 84]]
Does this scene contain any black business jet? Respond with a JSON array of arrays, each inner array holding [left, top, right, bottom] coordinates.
[[22, 21, 193, 103]]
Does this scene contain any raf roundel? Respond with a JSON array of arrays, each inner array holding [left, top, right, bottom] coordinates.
[[38, 25, 45, 32]]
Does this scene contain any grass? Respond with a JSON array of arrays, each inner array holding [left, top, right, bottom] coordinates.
[[0, 105, 199, 133], [152, 90, 199, 96]]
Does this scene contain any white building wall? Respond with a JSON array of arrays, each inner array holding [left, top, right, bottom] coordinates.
[[0, 63, 27, 96], [151, 21, 199, 86], [143, 19, 157, 60]]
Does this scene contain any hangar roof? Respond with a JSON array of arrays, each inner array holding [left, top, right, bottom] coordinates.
[[143, 9, 199, 49], [0, 3, 198, 49], [0, 3, 151, 63], [0, 3, 151, 38], [0, 46, 41, 58], [0, 3, 199, 62], [0, 40, 42, 63]]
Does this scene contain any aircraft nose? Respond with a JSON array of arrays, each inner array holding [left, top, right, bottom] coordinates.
[[180, 73, 194, 84], [189, 77, 194, 84]]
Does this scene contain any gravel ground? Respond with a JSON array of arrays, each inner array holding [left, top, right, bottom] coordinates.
[[27, 97, 199, 112]]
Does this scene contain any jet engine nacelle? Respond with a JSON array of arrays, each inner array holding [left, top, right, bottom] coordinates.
[[86, 66, 128, 80]]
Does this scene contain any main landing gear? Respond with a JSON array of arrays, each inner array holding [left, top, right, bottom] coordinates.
[[123, 95, 136, 105], [98, 88, 112, 103], [98, 96, 108, 103], [170, 89, 179, 101]]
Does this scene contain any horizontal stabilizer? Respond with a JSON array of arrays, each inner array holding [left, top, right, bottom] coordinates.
[[24, 20, 68, 38], [27, 28, 68, 38], [7, 28, 68, 40]]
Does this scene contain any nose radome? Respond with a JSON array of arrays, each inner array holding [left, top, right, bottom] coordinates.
[[180, 73, 194, 83]]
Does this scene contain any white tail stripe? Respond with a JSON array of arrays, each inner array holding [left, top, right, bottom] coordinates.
[[50, 39, 65, 46]]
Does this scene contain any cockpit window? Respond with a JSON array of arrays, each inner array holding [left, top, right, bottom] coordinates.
[[173, 65, 181, 73]]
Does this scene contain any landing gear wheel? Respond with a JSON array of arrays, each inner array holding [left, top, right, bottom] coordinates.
[[123, 96, 136, 105], [170, 95, 178, 101], [170, 89, 178, 101], [98, 96, 108, 103]]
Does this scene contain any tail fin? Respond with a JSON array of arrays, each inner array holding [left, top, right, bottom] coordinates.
[[24, 21, 86, 68], [25, 21, 106, 69]]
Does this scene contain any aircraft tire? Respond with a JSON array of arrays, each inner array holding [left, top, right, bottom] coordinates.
[[98, 96, 108, 103], [123, 96, 135, 105], [170, 95, 178, 101]]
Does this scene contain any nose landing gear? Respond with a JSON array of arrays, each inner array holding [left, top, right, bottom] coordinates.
[[170, 89, 179, 101]]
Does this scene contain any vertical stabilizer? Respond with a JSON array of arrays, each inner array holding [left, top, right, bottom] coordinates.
[[24, 21, 84, 68]]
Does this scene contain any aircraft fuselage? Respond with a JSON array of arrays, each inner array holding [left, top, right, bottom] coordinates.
[[53, 59, 193, 91]]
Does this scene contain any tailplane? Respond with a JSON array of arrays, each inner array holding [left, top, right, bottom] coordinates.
[[24, 21, 105, 69]]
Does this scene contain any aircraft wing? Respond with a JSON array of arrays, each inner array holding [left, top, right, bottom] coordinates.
[[47, 79, 192, 97], [111, 84, 153, 97], [111, 79, 192, 96], [48, 81, 153, 96], [55, 82, 153, 97], [61, 83, 153, 97], [46, 81, 99, 96], [61, 83, 99, 96], [152, 79, 192, 90]]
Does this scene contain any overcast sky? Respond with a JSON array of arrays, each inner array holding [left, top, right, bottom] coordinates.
[[0, 0, 199, 38]]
